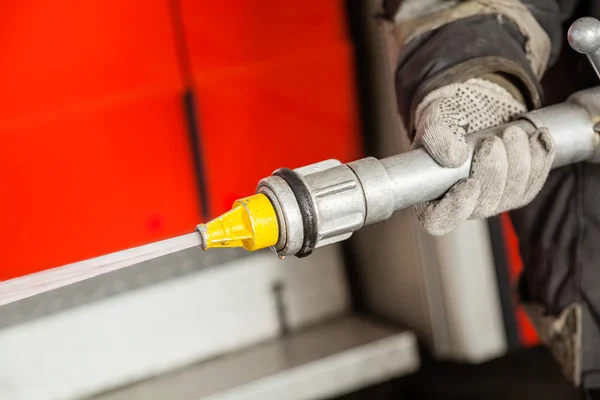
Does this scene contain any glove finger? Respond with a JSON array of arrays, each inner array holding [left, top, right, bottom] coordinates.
[[497, 125, 531, 212], [470, 136, 508, 219], [417, 99, 469, 168], [415, 178, 481, 236], [523, 127, 556, 204]]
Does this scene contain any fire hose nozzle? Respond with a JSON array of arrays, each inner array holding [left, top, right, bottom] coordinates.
[[197, 194, 279, 252]]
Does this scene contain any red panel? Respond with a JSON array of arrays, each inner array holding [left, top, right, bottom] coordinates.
[[0, 2, 200, 280], [1, 95, 200, 280], [2, 0, 362, 279], [177, 2, 348, 69], [0, 1, 184, 121], [500, 213, 540, 347], [179, 0, 362, 217], [195, 46, 362, 215]]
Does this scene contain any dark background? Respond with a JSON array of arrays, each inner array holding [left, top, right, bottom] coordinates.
[[334, 346, 579, 399]]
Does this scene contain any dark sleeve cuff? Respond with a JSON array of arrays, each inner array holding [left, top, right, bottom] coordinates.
[[395, 15, 544, 135]]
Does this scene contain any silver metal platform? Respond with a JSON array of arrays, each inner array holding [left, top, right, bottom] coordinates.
[[90, 315, 419, 400], [1, 245, 417, 400]]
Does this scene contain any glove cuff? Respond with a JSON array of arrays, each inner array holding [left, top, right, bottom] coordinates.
[[413, 76, 527, 143], [407, 56, 542, 140]]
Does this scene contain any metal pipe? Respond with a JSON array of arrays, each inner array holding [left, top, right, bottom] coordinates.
[[378, 122, 532, 212], [379, 102, 598, 212]]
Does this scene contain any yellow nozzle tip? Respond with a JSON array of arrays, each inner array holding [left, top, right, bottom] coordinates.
[[196, 193, 279, 252]]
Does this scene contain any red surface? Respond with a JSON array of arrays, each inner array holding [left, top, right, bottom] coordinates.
[[1, 1, 362, 279], [179, 0, 362, 216], [0, 1, 200, 280], [500, 213, 540, 347], [0, 1, 184, 122]]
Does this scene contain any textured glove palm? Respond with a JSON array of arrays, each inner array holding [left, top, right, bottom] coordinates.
[[413, 78, 556, 235]]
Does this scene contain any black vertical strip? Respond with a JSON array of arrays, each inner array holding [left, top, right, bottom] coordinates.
[[182, 90, 210, 219], [340, 0, 372, 312], [488, 216, 520, 350], [272, 281, 290, 336], [343, 0, 378, 157], [341, 241, 366, 313], [168, 0, 211, 219]]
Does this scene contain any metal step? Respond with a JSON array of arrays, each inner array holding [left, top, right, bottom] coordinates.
[[90, 316, 419, 400], [0, 245, 352, 400]]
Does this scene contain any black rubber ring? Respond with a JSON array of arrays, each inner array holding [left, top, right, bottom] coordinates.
[[273, 168, 317, 258]]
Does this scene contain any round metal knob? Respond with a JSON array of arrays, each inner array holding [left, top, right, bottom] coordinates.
[[568, 17, 600, 79], [568, 17, 600, 53]]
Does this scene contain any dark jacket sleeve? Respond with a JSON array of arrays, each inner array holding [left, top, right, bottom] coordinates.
[[393, 0, 600, 391], [508, 2, 600, 391], [390, 0, 569, 135], [390, 2, 583, 311], [508, 0, 595, 318]]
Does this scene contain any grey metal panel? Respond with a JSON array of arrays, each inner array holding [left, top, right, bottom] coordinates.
[[346, 0, 447, 355], [0, 247, 247, 330], [351, 210, 449, 353], [346, 0, 507, 363], [89, 316, 419, 400], [0, 246, 351, 400]]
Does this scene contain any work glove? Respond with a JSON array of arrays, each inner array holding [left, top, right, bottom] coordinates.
[[413, 78, 556, 236]]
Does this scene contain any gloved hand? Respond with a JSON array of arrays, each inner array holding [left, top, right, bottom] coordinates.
[[412, 78, 556, 236]]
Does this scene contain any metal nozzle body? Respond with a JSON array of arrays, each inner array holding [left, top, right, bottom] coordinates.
[[257, 156, 398, 257], [256, 87, 600, 258], [197, 18, 600, 258]]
